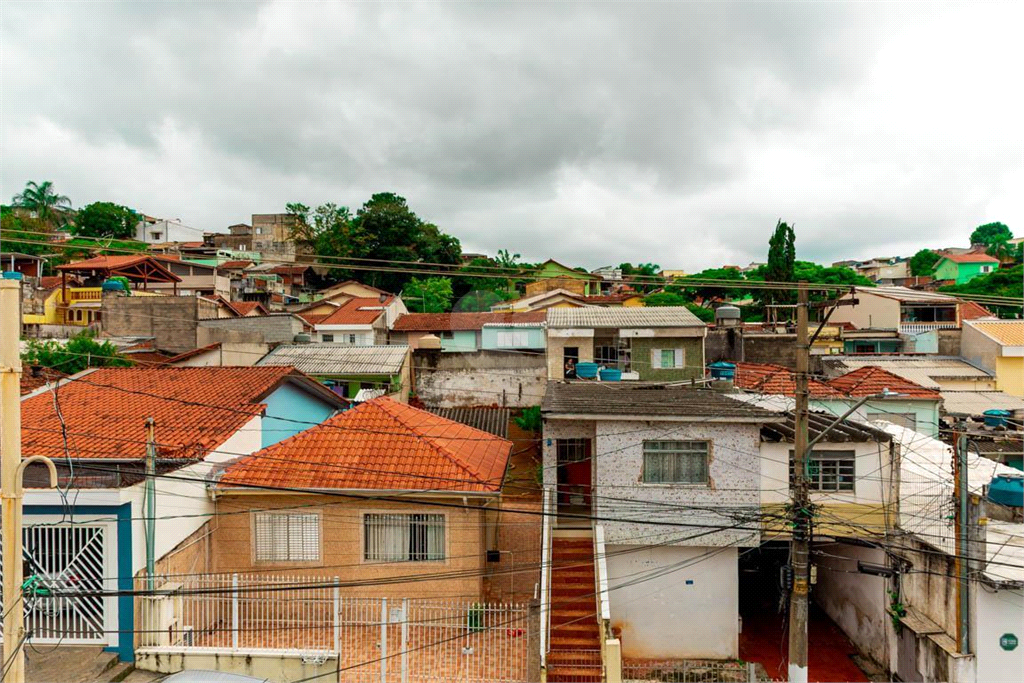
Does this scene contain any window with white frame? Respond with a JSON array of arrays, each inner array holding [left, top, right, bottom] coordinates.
[[322, 334, 335, 342], [866, 412, 916, 431], [642, 440, 709, 484], [496, 330, 530, 347], [253, 512, 320, 562], [650, 348, 685, 369], [364, 513, 445, 562], [789, 450, 855, 492]]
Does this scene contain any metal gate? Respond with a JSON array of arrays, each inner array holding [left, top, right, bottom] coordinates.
[[0, 525, 107, 643]]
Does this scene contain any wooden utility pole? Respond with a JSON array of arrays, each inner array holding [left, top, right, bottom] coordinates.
[[145, 418, 157, 591], [787, 284, 811, 683]]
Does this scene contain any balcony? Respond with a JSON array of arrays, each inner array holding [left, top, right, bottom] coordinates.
[[899, 322, 958, 335], [57, 287, 103, 305]]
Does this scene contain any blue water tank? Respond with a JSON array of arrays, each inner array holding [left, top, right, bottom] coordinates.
[[2, 271, 24, 280], [599, 368, 622, 382], [983, 410, 1012, 428], [709, 361, 736, 380], [101, 279, 127, 292], [575, 362, 599, 379], [988, 475, 1024, 507]]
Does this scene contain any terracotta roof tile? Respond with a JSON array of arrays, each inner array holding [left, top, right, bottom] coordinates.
[[56, 255, 151, 270], [21, 366, 301, 460], [218, 397, 512, 493], [827, 366, 941, 399], [218, 260, 254, 270], [317, 297, 389, 326], [732, 362, 846, 398], [939, 252, 1000, 264], [231, 301, 268, 316], [392, 311, 546, 332], [959, 301, 994, 321], [20, 368, 68, 396]]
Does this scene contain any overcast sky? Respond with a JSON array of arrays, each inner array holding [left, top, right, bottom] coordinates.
[[1, 1, 1020, 271]]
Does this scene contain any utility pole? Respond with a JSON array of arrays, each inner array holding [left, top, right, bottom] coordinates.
[[2, 273, 57, 683], [954, 434, 970, 655], [787, 284, 811, 683], [145, 418, 157, 591]]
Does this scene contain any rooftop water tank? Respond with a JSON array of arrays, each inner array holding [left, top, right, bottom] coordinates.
[[715, 305, 741, 327], [101, 279, 126, 292], [293, 333, 312, 344], [988, 474, 1024, 507], [983, 409, 1012, 428], [575, 362, 599, 379], [2, 271, 24, 281], [708, 361, 736, 380], [599, 368, 622, 382]]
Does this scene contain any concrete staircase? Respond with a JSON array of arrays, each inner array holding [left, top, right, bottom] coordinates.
[[546, 533, 603, 682]]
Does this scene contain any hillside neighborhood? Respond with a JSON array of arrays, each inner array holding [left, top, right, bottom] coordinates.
[[0, 184, 1021, 683]]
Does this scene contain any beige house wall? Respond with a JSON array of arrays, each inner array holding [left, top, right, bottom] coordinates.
[[995, 356, 1023, 397], [829, 292, 900, 330], [210, 494, 489, 599], [546, 333, 595, 379]]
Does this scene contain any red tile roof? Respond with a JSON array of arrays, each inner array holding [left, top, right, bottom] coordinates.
[[317, 297, 390, 326], [218, 260, 254, 270], [392, 311, 547, 332], [21, 366, 302, 460], [827, 366, 941, 399], [939, 252, 1000, 264], [959, 300, 994, 321], [232, 301, 268, 316], [56, 255, 152, 270], [218, 397, 512, 493], [270, 265, 312, 275], [732, 362, 846, 398], [20, 368, 68, 396]]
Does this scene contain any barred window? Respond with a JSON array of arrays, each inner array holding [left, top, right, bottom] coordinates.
[[364, 513, 445, 562], [642, 441, 709, 484], [253, 512, 320, 562], [790, 450, 855, 492]]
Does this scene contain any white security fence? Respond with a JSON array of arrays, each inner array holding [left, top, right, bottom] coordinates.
[[138, 573, 532, 682]]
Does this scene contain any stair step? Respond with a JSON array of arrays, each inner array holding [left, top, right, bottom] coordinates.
[[550, 636, 602, 649], [547, 665, 603, 682], [548, 650, 602, 663], [552, 622, 599, 633]]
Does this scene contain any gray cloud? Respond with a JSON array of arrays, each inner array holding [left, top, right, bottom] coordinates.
[[2, 1, 1020, 271]]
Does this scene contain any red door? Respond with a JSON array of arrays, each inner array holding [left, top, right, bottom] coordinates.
[[557, 439, 593, 508]]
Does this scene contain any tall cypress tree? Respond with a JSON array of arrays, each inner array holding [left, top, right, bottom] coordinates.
[[765, 219, 796, 305]]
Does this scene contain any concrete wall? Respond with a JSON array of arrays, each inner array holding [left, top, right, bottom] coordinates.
[[976, 586, 1024, 683], [607, 545, 739, 659], [102, 295, 217, 353], [705, 328, 802, 370], [830, 292, 900, 330], [171, 342, 270, 367], [961, 323, 998, 374], [209, 494, 488, 599], [812, 543, 891, 668], [546, 330, 595, 379], [542, 418, 761, 547], [995, 356, 1023, 397], [760, 441, 891, 507], [136, 650, 338, 680], [414, 349, 547, 408], [261, 381, 338, 447], [198, 314, 306, 345]]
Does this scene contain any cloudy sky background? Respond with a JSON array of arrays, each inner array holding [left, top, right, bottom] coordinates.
[[2, 1, 1020, 271]]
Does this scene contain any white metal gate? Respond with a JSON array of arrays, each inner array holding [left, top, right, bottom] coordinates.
[[0, 525, 108, 643]]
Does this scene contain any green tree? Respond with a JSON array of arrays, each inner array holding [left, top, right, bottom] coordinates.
[[618, 262, 663, 293], [791, 261, 873, 288], [969, 222, 1012, 247], [403, 276, 453, 313], [986, 237, 1014, 263], [763, 220, 796, 305], [939, 264, 1023, 318], [644, 292, 690, 307], [11, 180, 73, 228], [0, 205, 52, 257], [672, 267, 747, 302], [909, 249, 940, 276], [22, 332, 133, 375], [72, 201, 138, 239]]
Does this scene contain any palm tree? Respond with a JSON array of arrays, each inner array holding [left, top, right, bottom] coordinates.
[[11, 180, 72, 228], [986, 237, 1014, 265]]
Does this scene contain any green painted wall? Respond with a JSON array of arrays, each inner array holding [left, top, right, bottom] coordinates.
[[536, 261, 598, 295], [934, 258, 997, 285], [481, 325, 546, 350], [630, 337, 704, 381], [441, 330, 479, 352], [812, 398, 941, 437], [843, 339, 901, 354]]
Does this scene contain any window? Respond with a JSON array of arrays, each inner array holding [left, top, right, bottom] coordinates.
[[557, 438, 589, 463], [364, 513, 445, 562], [867, 412, 916, 430], [853, 343, 877, 354], [642, 441, 709, 484], [790, 450, 855, 492], [496, 330, 530, 347], [981, 265, 992, 273], [253, 512, 320, 562], [349, 334, 357, 344], [595, 345, 619, 366], [322, 334, 335, 342], [650, 348, 684, 369]]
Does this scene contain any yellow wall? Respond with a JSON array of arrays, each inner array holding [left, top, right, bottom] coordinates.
[[622, 296, 645, 307], [995, 356, 1024, 397]]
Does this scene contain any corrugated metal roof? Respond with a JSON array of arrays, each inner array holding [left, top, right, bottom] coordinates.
[[257, 344, 408, 375], [547, 306, 705, 328], [761, 410, 892, 443], [940, 391, 1022, 415], [542, 382, 780, 420], [855, 286, 959, 304], [966, 320, 1024, 347], [823, 356, 993, 390], [424, 406, 511, 439]]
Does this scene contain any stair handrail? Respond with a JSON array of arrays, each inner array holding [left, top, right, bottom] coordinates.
[[595, 524, 624, 682], [539, 485, 555, 671]]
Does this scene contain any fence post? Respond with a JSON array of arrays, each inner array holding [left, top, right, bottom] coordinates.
[[231, 573, 239, 650], [747, 660, 756, 683], [333, 578, 340, 658], [380, 597, 388, 683], [401, 598, 409, 683]]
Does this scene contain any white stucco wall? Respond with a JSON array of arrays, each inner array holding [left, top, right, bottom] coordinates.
[[760, 441, 892, 506], [976, 586, 1024, 683], [607, 545, 739, 659]]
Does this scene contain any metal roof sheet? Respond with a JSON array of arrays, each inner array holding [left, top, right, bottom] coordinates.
[[546, 306, 705, 328], [966, 320, 1024, 347], [855, 286, 959, 304], [257, 344, 408, 375], [940, 391, 1022, 415], [542, 382, 780, 420], [424, 406, 511, 439], [823, 356, 993, 389]]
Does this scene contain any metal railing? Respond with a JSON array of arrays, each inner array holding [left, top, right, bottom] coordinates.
[[539, 486, 554, 671], [137, 573, 532, 682], [898, 322, 958, 334]]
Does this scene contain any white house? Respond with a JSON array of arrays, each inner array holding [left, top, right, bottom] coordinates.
[[135, 217, 205, 244]]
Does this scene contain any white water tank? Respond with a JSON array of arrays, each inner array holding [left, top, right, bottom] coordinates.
[[715, 305, 741, 327]]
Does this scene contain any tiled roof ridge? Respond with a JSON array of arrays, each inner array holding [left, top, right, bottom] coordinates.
[[372, 398, 496, 486]]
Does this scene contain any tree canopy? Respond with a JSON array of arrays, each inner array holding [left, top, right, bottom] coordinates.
[[763, 220, 796, 305], [73, 201, 138, 239], [0, 205, 51, 257], [969, 222, 1012, 247], [618, 262, 663, 292], [403, 276, 453, 313], [11, 180, 72, 228], [22, 332, 133, 375], [288, 193, 462, 292], [909, 249, 940, 276], [939, 264, 1023, 318]]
